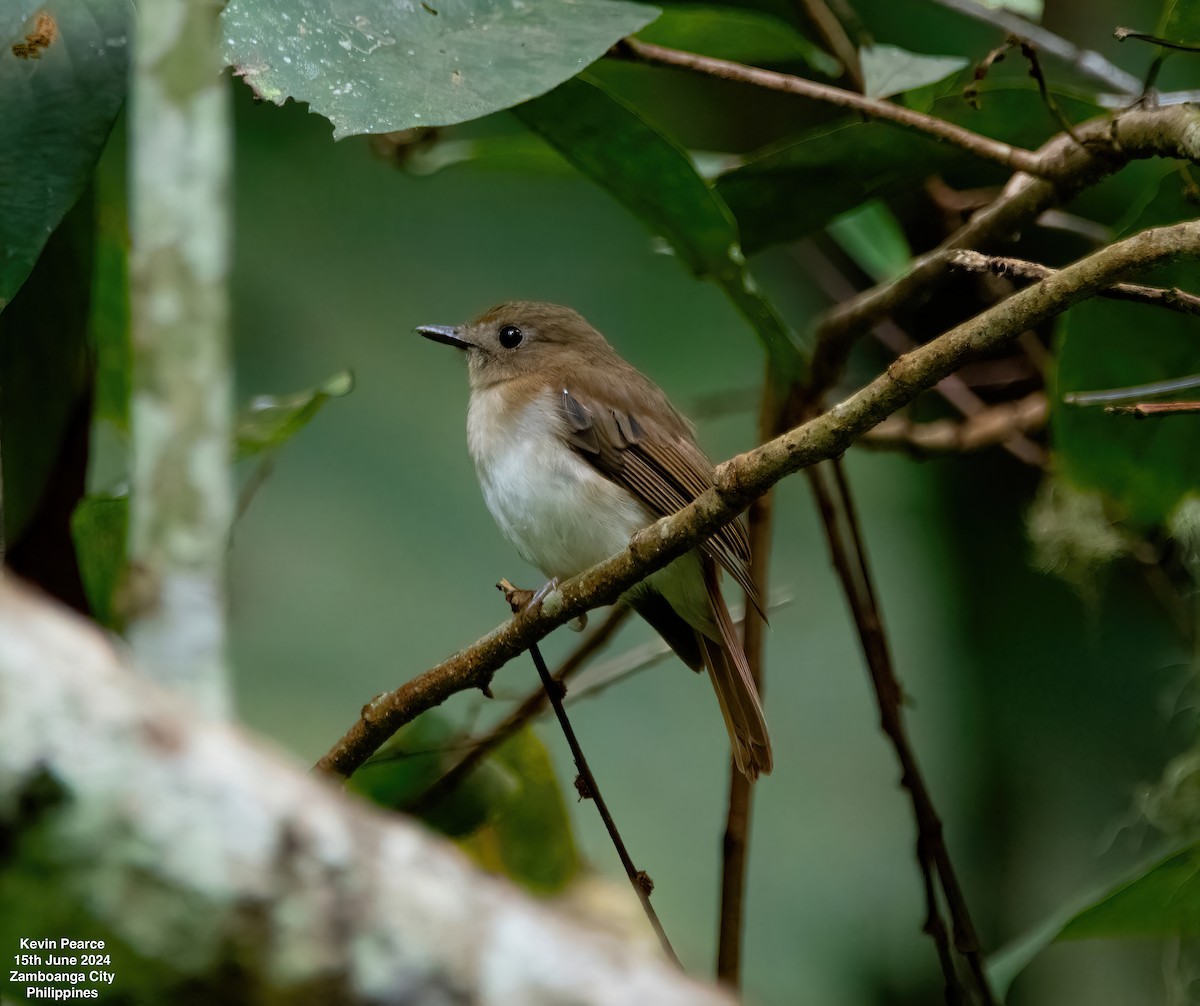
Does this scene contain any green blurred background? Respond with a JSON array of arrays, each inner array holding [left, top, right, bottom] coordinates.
[[199, 0, 1195, 997]]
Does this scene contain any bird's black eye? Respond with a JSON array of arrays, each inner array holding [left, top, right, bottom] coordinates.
[[497, 324, 524, 349]]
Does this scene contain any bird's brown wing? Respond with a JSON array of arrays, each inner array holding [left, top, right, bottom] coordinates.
[[558, 387, 762, 613]]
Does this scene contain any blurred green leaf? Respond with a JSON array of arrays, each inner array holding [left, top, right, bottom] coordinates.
[[1159, 0, 1200, 43], [235, 370, 355, 461], [0, 0, 132, 310], [991, 842, 1200, 995], [859, 44, 967, 100], [716, 84, 1101, 254], [70, 494, 128, 631], [1064, 842, 1200, 938], [478, 728, 580, 894], [514, 74, 804, 378], [350, 716, 579, 893], [348, 711, 516, 837], [90, 127, 130, 431], [636, 6, 839, 74], [825, 199, 910, 282], [0, 192, 94, 555], [220, 0, 659, 140]]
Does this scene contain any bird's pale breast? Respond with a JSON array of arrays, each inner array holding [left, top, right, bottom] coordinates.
[[467, 386, 652, 580]]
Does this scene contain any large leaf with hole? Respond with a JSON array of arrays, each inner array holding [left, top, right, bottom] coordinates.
[[221, 0, 659, 139], [0, 0, 132, 310]]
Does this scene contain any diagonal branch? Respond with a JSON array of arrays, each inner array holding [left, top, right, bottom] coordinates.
[[949, 250, 1200, 316], [806, 104, 1200, 391], [0, 576, 732, 1005], [316, 219, 1200, 780], [611, 39, 1049, 177]]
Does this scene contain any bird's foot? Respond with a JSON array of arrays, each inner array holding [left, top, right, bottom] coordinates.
[[497, 578, 537, 613], [497, 577, 584, 629]]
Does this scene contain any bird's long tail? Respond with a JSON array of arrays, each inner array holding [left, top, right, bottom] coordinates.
[[699, 566, 773, 780]]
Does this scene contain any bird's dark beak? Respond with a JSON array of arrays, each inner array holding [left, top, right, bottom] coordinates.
[[416, 324, 471, 350]]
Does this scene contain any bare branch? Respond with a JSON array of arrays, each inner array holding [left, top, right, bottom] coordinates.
[[794, 243, 1047, 467], [718, 375, 778, 986], [522, 633, 681, 967], [809, 104, 1200, 389], [1105, 401, 1200, 416], [861, 392, 1047, 454], [316, 219, 1200, 781], [1114, 26, 1200, 54], [610, 39, 1049, 177], [929, 0, 1142, 94], [794, 0, 864, 90], [949, 249, 1200, 316], [0, 577, 730, 1005], [805, 464, 971, 1003]]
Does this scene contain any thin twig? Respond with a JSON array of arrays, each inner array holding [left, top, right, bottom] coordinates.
[[717, 373, 779, 986], [1016, 38, 1083, 144], [794, 0, 864, 90], [410, 604, 631, 813], [1105, 401, 1200, 417], [1114, 27, 1200, 54], [315, 220, 1200, 781], [1064, 373, 1200, 405], [610, 39, 1049, 177], [830, 460, 994, 1004], [794, 243, 1047, 467], [949, 250, 1200, 317], [806, 463, 976, 1005], [929, 0, 1142, 94], [526, 636, 681, 967], [808, 104, 1200, 387]]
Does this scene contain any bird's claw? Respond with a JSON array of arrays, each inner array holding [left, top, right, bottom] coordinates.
[[497, 577, 561, 615]]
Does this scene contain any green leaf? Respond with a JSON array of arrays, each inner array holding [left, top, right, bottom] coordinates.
[[635, 6, 839, 74], [0, 191, 94, 553], [70, 494, 129, 631], [90, 127, 131, 431], [348, 712, 516, 837], [1159, 0, 1200, 44], [825, 199, 911, 282], [716, 85, 1102, 254], [514, 74, 804, 378], [235, 370, 355, 461], [859, 44, 968, 100], [482, 728, 580, 894], [1063, 844, 1200, 939], [990, 843, 1200, 995], [0, 0, 132, 310], [350, 717, 579, 893], [220, 0, 660, 140]]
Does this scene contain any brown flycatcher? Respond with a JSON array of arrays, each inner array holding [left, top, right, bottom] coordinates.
[[417, 301, 771, 779]]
